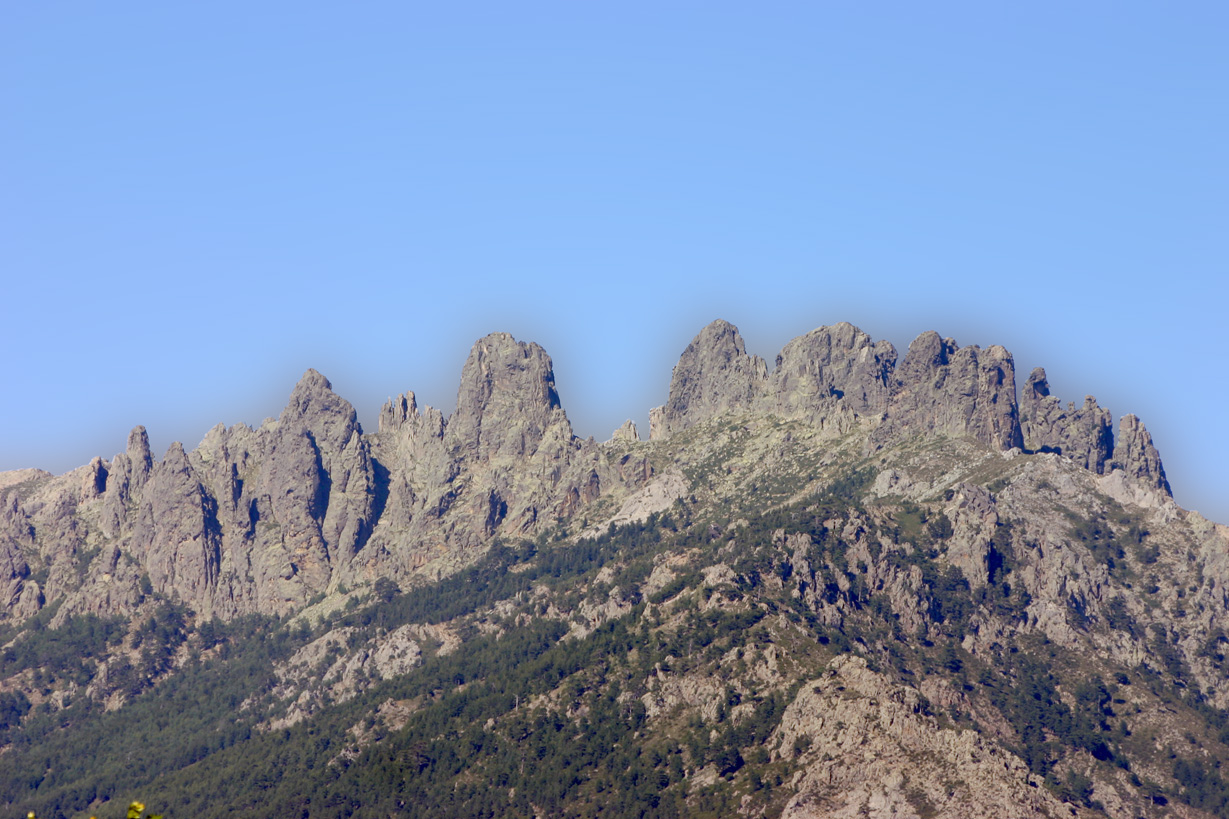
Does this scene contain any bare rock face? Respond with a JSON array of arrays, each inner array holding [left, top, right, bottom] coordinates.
[[763, 322, 897, 431], [610, 420, 640, 443], [130, 441, 222, 598], [372, 391, 450, 537], [1019, 368, 1170, 496], [1111, 414, 1171, 494], [872, 331, 1023, 451], [942, 483, 999, 589], [269, 369, 376, 569], [0, 491, 35, 613], [775, 655, 1068, 818], [1019, 368, 1115, 473], [657, 319, 768, 436], [445, 332, 566, 465], [100, 426, 154, 537]]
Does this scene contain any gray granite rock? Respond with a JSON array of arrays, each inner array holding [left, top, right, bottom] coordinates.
[[1112, 413, 1171, 494], [1019, 367, 1115, 473], [871, 332, 1023, 452], [659, 319, 768, 436], [762, 322, 896, 431]]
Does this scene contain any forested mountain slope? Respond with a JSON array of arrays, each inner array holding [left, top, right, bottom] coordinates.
[[2, 320, 1226, 818]]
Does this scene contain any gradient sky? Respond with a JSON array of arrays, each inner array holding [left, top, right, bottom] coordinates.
[[3, 3, 1226, 522]]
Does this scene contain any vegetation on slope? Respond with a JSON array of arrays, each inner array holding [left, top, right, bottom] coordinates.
[[2, 449, 1229, 818]]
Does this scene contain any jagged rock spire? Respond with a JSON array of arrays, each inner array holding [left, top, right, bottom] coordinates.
[[445, 332, 569, 463], [656, 319, 768, 438], [1019, 367, 1170, 495], [869, 332, 1023, 452], [1019, 367, 1115, 473], [1113, 414, 1171, 494]]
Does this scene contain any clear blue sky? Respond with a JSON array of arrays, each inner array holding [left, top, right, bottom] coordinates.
[[3, 3, 1226, 521]]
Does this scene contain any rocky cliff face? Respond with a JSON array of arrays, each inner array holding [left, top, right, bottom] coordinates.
[[652, 320, 1165, 492], [0, 317, 1221, 819], [1020, 367, 1170, 493], [0, 319, 1173, 628], [656, 319, 769, 437], [871, 331, 1023, 452]]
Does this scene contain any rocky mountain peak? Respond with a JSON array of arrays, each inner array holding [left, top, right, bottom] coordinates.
[[656, 319, 769, 437], [898, 330, 954, 376], [445, 331, 567, 463], [281, 369, 362, 447], [1113, 413, 1171, 494], [871, 332, 1023, 452], [126, 425, 153, 470], [1019, 368, 1168, 494], [765, 322, 897, 425]]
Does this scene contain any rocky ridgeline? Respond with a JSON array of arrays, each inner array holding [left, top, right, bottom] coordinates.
[[652, 319, 1167, 490], [0, 319, 1170, 625]]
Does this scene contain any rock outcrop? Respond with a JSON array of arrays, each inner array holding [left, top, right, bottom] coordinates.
[[1019, 367, 1114, 473], [100, 426, 153, 537], [775, 656, 1069, 819], [0, 318, 1176, 626], [1019, 367, 1170, 495], [445, 333, 565, 465], [1111, 413, 1171, 494], [763, 322, 896, 432], [610, 420, 640, 443], [654, 319, 768, 437], [871, 331, 1023, 451], [129, 441, 222, 599], [655, 322, 1025, 452]]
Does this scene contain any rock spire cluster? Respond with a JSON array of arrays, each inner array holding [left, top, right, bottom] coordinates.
[[0, 318, 1171, 625], [652, 319, 1167, 492]]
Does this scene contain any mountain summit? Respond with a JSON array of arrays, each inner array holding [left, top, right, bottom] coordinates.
[[2, 319, 1222, 819]]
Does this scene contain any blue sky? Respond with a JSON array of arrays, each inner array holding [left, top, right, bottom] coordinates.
[[3, 3, 1226, 521]]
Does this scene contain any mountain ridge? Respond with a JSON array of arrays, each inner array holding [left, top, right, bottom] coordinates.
[[1, 319, 1175, 628], [6, 317, 1224, 819]]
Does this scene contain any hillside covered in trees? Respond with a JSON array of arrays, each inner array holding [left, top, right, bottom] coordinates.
[[3, 320, 1228, 818]]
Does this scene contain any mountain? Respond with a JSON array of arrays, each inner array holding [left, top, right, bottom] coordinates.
[[2, 319, 1226, 819]]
